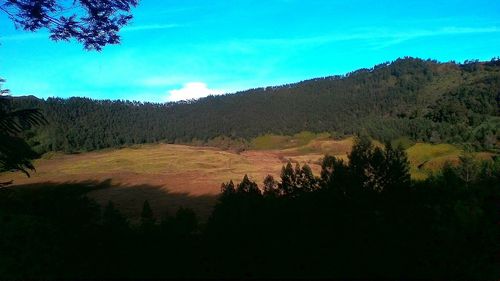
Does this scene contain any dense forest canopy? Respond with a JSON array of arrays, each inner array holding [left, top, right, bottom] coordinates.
[[11, 57, 500, 153]]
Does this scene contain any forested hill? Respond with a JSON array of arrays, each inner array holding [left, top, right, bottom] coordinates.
[[12, 57, 500, 153]]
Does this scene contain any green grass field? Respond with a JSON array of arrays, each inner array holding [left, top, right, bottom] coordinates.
[[250, 131, 331, 150], [406, 143, 463, 180]]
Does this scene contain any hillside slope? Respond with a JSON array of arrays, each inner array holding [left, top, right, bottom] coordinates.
[[12, 57, 500, 153]]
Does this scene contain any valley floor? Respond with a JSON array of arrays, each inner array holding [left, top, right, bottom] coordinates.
[[0, 138, 493, 220], [0, 143, 328, 220]]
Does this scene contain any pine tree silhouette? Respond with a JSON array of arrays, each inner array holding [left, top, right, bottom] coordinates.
[[263, 175, 279, 197], [140, 200, 155, 231]]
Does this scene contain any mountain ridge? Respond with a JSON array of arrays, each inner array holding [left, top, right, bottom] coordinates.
[[11, 57, 500, 153]]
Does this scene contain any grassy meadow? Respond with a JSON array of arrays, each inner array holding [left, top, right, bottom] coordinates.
[[1, 134, 494, 220]]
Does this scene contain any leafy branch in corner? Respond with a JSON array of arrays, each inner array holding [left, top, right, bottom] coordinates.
[[0, 0, 139, 50]]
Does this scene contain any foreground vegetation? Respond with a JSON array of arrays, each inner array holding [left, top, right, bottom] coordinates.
[[1, 137, 498, 279]]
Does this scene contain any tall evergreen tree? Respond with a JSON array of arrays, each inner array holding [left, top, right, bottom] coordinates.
[[320, 155, 350, 192], [102, 201, 129, 233], [171, 208, 198, 236], [369, 146, 386, 192], [262, 175, 279, 197], [296, 164, 318, 193], [237, 175, 261, 195], [140, 200, 155, 230], [382, 142, 411, 192], [456, 153, 479, 185], [279, 162, 296, 196], [220, 180, 236, 197], [348, 135, 374, 190]]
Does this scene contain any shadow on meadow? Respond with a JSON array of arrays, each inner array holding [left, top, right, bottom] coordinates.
[[3, 179, 218, 222]]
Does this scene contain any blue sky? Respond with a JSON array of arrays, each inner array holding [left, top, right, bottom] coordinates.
[[1, 0, 499, 102]]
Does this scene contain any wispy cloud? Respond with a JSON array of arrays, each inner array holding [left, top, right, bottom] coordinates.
[[153, 6, 202, 15], [218, 26, 500, 50], [368, 26, 500, 49], [0, 32, 47, 41], [122, 23, 182, 32]]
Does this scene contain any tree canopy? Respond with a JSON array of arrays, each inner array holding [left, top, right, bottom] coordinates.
[[0, 0, 139, 50]]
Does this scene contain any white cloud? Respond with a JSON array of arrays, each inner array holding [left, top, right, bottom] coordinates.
[[167, 82, 224, 102], [122, 24, 181, 32]]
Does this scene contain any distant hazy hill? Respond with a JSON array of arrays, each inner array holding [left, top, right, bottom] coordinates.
[[12, 57, 500, 153]]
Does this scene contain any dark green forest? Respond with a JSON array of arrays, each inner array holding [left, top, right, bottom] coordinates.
[[1, 138, 498, 279], [11, 57, 500, 153]]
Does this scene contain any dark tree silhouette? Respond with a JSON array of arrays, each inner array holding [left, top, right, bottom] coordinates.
[[102, 201, 129, 233], [347, 135, 374, 191], [0, 0, 139, 50], [320, 155, 350, 192], [0, 142, 499, 279], [262, 174, 279, 197], [220, 180, 235, 197], [140, 200, 155, 230], [369, 146, 386, 192], [382, 142, 411, 192], [296, 163, 318, 193], [0, 79, 45, 182], [171, 208, 198, 236], [456, 152, 479, 184], [236, 174, 261, 195], [279, 162, 296, 196]]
